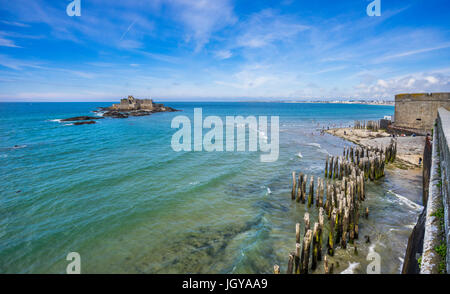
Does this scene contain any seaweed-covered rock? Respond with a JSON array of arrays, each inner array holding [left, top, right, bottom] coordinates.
[[61, 116, 104, 121]]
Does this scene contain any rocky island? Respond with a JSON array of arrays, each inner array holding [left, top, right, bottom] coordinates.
[[97, 96, 179, 119], [62, 96, 179, 125]]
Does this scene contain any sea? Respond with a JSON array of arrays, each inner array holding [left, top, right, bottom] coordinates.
[[0, 102, 423, 273]]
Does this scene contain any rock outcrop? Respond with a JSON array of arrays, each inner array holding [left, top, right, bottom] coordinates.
[[59, 96, 179, 125], [100, 96, 179, 118], [73, 121, 97, 125], [61, 116, 104, 122]]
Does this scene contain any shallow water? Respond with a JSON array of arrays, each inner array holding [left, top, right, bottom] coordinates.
[[0, 102, 421, 273]]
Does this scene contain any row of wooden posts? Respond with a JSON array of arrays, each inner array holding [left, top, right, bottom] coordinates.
[[325, 140, 397, 181], [353, 120, 381, 131], [274, 139, 397, 274], [284, 169, 366, 273]]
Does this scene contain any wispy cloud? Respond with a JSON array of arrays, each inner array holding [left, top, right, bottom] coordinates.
[[214, 50, 232, 60], [374, 43, 450, 63], [0, 20, 30, 27], [0, 36, 21, 48], [235, 9, 309, 49], [168, 0, 236, 51]]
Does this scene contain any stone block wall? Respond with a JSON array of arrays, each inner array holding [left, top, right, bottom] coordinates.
[[394, 93, 450, 133]]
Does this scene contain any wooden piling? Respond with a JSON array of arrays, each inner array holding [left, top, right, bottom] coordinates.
[[327, 208, 337, 256], [302, 174, 307, 203], [311, 223, 319, 271], [304, 212, 310, 234], [308, 176, 314, 207], [301, 229, 313, 274], [294, 243, 301, 274], [318, 207, 324, 261], [296, 223, 301, 244], [291, 171, 297, 200], [324, 255, 329, 274], [287, 252, 294, 274]]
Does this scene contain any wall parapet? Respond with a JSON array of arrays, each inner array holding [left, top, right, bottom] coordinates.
[[435, 108, 450, 273], [421, 107, 450, 273]]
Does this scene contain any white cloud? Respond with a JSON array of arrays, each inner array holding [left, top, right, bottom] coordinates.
[[235, 9, 309, 49], [354, 72, 450, 98], [168, 0, 236, 51], [374, 43, 450, 63], [214, 50, 232, 59], [0, 36, 21, 48]]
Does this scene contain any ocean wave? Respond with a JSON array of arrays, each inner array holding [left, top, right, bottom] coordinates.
[[297, 152, 303, 158], [48, 119, 62, 123], [0, 154, 7, 158], [318, 148, 331, 156], [266, 187, 272, 195], [387, 190, 423, 211], [11, 145, 27, 149], [340, 262, 360, 274], [307, 143, 321, 148]]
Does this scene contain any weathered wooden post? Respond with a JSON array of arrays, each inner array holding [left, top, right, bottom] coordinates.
[[325, 155, 329, 178], [301, 229, 313, 274], [317, 178, 324, 207], [296, 173, 303, 203], [333, 157, 339, 179], [287, 252, 294, 274], [324, 256, 330, 274], [327, 208, 337, 256], [296, 223, 301, 244], [369, 158, 375, 181], [304, 212, 310, 234], [311, 223, 319, 271], [302, 174, 307, 203], [295, 243, 301, 274], [318, 207, 324, 261], [291, 171, 297, 200], [341, 206, 349, 249], [308, 176, 314, 208], [274, 265, 280, 274], [365, 207, 369, 219]]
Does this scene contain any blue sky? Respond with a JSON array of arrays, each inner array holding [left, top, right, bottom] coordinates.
[[0, 0, 449, 101]]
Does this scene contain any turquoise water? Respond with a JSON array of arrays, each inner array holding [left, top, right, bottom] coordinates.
[[0, 102, 422, 273]]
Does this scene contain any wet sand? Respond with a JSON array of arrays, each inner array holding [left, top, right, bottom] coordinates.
[[325, 128, 425, 168]]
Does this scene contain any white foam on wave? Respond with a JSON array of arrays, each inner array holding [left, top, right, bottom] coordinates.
[[12, 145, 27, 149], [387, 190, 423, 211], [48, 119, 62, 123], [0, 154, 7, 158], [189, 181, 199, 185], [63, 123, 73, 126], [307, 143, 321, 148], [340, 262, 360, 274], [266, 187, 272, 195], [318, 148, 331, 156], [297, 152, 303, 158]]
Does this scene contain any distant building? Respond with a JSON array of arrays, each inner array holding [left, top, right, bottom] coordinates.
[[111, 96, 157, 111], [392, 93, 450, 134]]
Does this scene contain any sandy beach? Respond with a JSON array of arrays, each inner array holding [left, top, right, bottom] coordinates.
[[325, 128, 425, 168]]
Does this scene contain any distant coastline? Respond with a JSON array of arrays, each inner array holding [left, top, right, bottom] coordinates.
[[277, 100, 394, 106]]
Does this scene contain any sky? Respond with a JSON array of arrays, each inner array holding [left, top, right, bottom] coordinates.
[[0, 0, 449, 102]]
